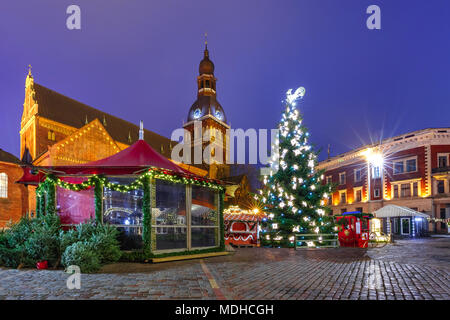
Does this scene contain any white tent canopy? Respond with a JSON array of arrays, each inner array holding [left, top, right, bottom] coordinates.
[[373, 205, 430, 218]]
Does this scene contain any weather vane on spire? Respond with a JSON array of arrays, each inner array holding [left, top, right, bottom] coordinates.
[[204, 32, 208, 46], [27, 64, 32, 76]]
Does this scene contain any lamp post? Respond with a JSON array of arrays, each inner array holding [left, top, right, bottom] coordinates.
[[364, 148, 392, 242]]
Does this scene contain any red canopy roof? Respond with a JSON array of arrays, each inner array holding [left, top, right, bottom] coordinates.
[[80, 140, 188, 174]]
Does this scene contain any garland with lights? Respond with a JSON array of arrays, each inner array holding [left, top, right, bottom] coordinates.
[[260, 87, 336, 248], [36, 170, 224, 211]]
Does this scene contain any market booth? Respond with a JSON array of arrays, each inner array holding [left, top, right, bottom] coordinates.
[[373, 205, 429, 238], [223, 206, 267, 247], [18, 139, 227, 257], [335, 211, 374, 248]]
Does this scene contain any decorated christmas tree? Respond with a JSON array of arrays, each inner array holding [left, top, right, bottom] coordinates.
[[260, 87, 336, 247]]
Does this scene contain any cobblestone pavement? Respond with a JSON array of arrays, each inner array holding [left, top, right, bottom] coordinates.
[[0, 238, 448, 300]]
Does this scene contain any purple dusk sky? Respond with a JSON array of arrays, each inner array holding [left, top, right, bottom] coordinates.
[[1, 0, 449, 161]]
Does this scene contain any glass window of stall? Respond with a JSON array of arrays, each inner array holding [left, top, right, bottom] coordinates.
[[103, 177, 144, 250], [190, 185, 219, 248], [152, 179, 187, 251]]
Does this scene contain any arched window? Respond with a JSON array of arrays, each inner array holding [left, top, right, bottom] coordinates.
[[48, 130, 55, 141], [0, 173, 7, 198]]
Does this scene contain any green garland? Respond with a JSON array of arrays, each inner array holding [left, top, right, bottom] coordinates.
[[142, 175, 151, 255], [35, 188, 42, 217], [219, 190, 225, 250], [36, 169, 224, 196], [44, 177, 56, 215], [94, 180, 103, 223]]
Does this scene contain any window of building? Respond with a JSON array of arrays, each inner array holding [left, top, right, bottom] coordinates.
[[393, 157, 417, 175], [0, 173, 7, 198], [356, 207, 363, 213], [339, 191, 347, 204], [47, 130, 55, 141], [412, 182, 419, 197], [437, 180, 445, 194], [354, 188, 362, 202], [438, 154, 449, 168], [354, 169, 362, 182], [326, 175, 332, 185], [339, 172, 346, 185], [401, 183, 411, 197], [205, 80, 210, 88], [392, 181, 421, 198], [406, 159, 417, 172], [393, 185, 399, 198], [372, 166, 381, 178], [340, 208, 347, 214], [374, 188, 381, 198], [394, 161, 404, 174]]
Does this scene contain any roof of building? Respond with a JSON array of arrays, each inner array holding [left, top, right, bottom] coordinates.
[[199, 45, 214, 75], [0, 148, 22, 165], [80, 139, 189, 174], [33, 83, 175, 158], [187, 95, 226, 123], [319, 127, 450, 167]]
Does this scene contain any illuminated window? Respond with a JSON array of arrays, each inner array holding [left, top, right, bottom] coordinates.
[[393, 185, 399, 198], [401, 183, 411, 197], [372, 166, 381, 178], [339, 190, 347, 204], [0, 173, 7, 198], [354, 189, 362, 202], [326, 175, 332, 184], [47, 130, 55, 141]]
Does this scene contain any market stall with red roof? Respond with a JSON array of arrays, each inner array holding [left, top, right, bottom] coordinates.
[[223, 205, 267, 247], [18, 131, 227, 256]]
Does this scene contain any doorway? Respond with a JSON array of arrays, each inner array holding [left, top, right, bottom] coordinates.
[[401, 218, 410, 235]]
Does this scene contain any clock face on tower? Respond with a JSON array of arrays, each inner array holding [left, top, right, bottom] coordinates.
[[215, 110, 223, 120], [193, 108, 202, 119]]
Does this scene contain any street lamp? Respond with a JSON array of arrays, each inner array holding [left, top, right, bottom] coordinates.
[[363, 148, 384, 202]]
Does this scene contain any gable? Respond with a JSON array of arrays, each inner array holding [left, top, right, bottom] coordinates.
[[48, 119, 121, 166]]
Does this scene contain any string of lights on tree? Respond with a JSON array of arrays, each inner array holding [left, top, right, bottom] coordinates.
[[260, 87, 337, 248]]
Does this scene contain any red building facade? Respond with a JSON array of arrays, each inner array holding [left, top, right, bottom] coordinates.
[[317, 128, 450, 234]]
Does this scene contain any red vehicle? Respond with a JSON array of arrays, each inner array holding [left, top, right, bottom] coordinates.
[[335, 212, 374, 248]]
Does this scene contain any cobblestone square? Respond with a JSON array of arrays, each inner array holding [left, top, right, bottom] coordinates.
[[0, 238, 448, 300]]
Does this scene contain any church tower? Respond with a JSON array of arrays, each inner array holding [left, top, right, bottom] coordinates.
[[183, 41, 230, 179]]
